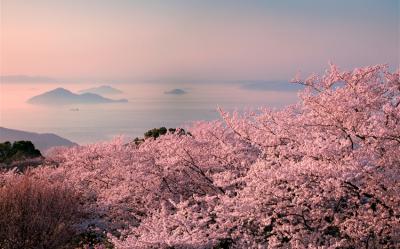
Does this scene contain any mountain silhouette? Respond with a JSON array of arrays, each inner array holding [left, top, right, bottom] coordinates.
[[79, 85, 123, 95], [0, 127, 77, 153], [27, 87, 128, 105]]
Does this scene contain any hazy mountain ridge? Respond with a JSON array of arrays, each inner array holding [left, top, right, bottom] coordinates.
[[27, 88, 128, 105], [78, 85, 123, 95], [241, 80, 305, 92], [0, 127, 77, 153], [0, 75, 58, 83]]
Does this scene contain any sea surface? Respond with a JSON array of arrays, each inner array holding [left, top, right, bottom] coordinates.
[[0, 82, 299, 144]]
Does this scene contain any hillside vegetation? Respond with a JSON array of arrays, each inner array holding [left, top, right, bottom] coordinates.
[[0, 141, 43, 171]]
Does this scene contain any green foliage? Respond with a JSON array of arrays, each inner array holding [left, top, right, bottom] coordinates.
[[133, 127, 192, 145], [144, 127, 168, 139], [0, 141, 42, 165]]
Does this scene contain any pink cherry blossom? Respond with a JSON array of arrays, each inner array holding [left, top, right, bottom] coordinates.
[[1, 64, 398, 248]]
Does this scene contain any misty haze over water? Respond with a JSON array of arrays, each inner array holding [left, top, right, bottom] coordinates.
[[0, 81, 299, 144]]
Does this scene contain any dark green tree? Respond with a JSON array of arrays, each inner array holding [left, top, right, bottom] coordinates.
[[0, 141, 42, 164]]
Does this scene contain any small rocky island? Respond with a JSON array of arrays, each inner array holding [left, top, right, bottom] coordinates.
[[164, 88, 187, 95]]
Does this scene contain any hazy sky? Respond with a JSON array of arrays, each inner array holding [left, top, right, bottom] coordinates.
[[1, 0, 399, 82]]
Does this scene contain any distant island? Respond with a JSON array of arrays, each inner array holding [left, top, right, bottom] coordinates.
[[27, 87, 128, 105], [78, 85, 123, 95], [241, 81, 304, 92], [164, 88, 187, 95], [0, 74, 57, 83], [0, 127, 77, 153]]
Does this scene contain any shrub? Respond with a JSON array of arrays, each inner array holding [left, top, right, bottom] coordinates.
[[0, 141, 43, 171], [0, 174, 82, 249], [143, 127, 190, 139]]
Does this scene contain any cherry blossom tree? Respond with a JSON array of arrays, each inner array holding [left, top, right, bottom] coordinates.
[[41, 121, 258, 234], [110, 64, 399, 248], [1, 64, 398, 248]]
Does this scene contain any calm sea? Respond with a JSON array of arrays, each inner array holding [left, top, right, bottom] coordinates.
[[0, 82, 298, 144]]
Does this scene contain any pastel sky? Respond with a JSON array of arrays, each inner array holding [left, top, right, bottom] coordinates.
[[1, 0, 399, 82]]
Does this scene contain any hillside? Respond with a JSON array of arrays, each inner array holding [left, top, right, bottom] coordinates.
[[0, 127, 77, 153]]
